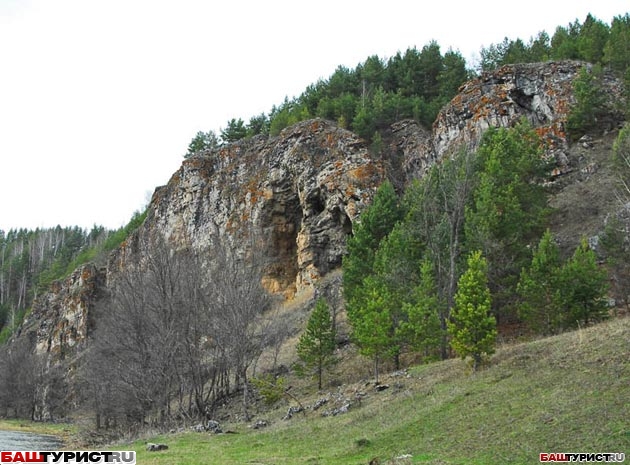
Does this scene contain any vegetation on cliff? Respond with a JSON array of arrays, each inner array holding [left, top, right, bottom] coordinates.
[[0, 13, 627, 460], [342, 120, 610, 372], [0, 210, 146, 343], [479, 13, 629, 73], [184, 12, 630, 154]]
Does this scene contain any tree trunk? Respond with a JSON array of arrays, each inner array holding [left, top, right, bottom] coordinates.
[[241, 369, 250, 421], [473, 353, 481, 372], [317, 359, 323, 390]]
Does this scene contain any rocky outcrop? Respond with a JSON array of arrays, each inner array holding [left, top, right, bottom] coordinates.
[[386, 119, 435, 183], [22, 61, 627, 361], [128, 119, 383, 297], [22, 263, 104, 358], [433, 61, 625, 171]]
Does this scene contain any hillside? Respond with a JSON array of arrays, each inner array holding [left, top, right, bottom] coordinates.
[[6, 61, 626, 354], [119, 317, 629, 465], [1, 59, 627, 435], [1, 11, 628, 459], [548, 129, 622, 256]]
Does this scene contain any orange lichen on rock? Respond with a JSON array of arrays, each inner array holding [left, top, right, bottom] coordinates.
[[346, 163, 380, 184], [80, 266, 93, 282], [535, 123, 566, 140], [326, 133, 335, 147]]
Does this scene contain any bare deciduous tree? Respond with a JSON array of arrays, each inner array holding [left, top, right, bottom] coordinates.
[[205, 243, 274, 420], [81, 233, 281, 429], [0, 337, 42, 420]]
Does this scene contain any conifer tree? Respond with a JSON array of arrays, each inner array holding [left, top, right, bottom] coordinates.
[[558, 238, 609, 328], [348, 275, 397, 383], [220, 118, 248, 143], [448, 251, 497, 371], [184, 130, 220, 158], [517, 230, 563, 335], [603, 13, 630, 77], [566, 65, 606, 139], [343, 180, 402, 303], [577, 14, 610, 64], [398, 258, 443, 360], [296, 298, 337, 390], [465, 121, 551, 313]]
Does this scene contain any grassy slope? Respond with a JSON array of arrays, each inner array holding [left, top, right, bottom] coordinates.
[[121, 317, 629, 465]]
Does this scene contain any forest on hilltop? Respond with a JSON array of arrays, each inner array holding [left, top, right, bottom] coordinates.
[[187, 12, 630, 153]]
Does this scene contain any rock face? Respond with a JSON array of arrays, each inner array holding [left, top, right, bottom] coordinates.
[[21, 61, 626, 361], [23, 264, 104, 358], [126, 118, 383, 297], [386, 119, 435, 183], [433, 61, 625, 170]]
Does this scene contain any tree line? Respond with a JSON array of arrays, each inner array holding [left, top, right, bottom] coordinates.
[[185, 41, 472, 157], [0, 226, 103, 343], [186, 12, 629, 158], [478, 13, 630, 79], [0, 210, 147, 343]]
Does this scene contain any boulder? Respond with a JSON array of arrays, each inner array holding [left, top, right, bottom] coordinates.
[[146, 443, 168, 452]]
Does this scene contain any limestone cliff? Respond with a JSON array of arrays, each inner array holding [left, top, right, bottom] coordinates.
[[121, 118, 383, 297], [22, 263, 104, 359], [20, 60, 626, 361], [433, 61, 624, 171]]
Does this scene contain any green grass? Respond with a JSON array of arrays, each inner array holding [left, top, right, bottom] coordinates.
[[116, 317, 629, 465], [1, 318, 626, 463]]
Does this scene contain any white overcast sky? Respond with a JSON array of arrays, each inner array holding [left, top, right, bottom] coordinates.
[[0, 0, 627, 231]]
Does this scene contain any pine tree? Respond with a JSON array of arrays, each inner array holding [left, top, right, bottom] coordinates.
[[347, 275, 397, 383], [343, 180, 402, 303], [296, 298, 337, 390], [438, 49, 470, 99], [465, 121, 551, 313], [220, 118, 248, 143], [566, 65, 607, 139], [185, 130, 220, 158], [558, 238, 609, 328], [577, 14, 610, 64], [398, 258, 443, 360], [603, 13, 630, 76], [448, 251, 497, 371], [551, 21, 581, 60], [517, 230, 563, 335]]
